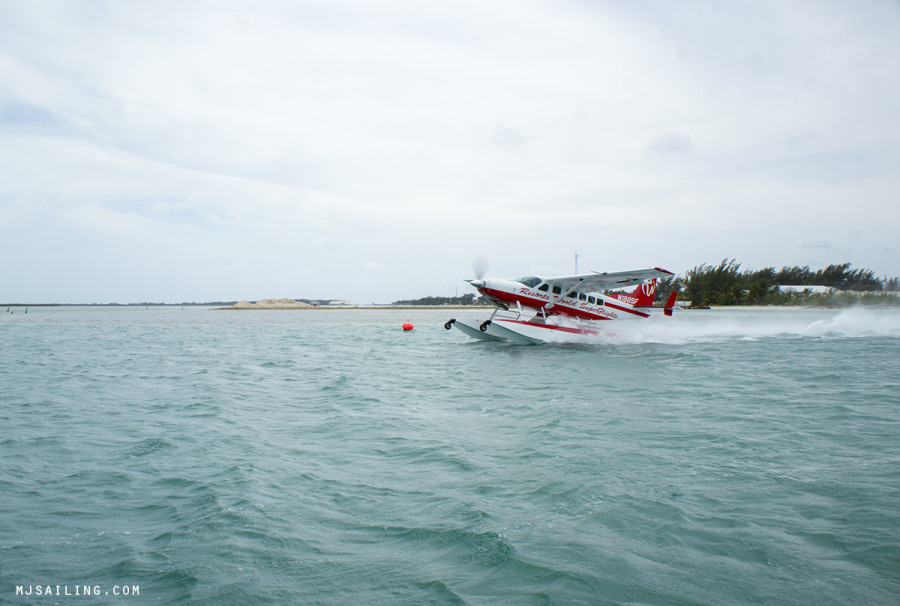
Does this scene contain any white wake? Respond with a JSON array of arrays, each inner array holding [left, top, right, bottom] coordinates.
[[579, 307, 900, 345]]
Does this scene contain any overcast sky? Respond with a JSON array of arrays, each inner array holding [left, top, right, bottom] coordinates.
[[2, 0, 898, 303]]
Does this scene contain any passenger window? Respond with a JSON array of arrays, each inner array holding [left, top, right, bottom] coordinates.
[[552, 286, 561, 295], [588, 296, 595, 304], [579, 294, 587, 301]]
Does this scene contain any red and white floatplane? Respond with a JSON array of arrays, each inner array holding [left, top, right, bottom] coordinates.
[[445, 267, 677, 344]]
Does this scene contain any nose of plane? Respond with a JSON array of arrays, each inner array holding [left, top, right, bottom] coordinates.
[[466, 279, 486, 289]]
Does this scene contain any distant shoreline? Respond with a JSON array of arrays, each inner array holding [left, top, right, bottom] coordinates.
[[2, 303, 496, 310], [213, 305, 496, 311]]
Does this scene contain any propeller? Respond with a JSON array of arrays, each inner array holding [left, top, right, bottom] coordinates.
[[472, 257, 489, 280], [467, 257, 489, 289]]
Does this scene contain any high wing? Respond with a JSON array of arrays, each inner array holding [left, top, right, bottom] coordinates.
[[543, 267, 673, 294]]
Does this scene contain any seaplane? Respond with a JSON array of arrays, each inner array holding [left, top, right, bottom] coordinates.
[[444, 266, 677, 344]]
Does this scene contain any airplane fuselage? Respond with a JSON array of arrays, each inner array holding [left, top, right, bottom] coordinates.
[[472, 277, 650, 321]]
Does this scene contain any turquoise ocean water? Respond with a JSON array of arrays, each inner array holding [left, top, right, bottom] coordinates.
[[1, 306, 899, 605]]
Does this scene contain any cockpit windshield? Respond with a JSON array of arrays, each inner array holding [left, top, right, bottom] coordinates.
[[516, 276, 543, 288]]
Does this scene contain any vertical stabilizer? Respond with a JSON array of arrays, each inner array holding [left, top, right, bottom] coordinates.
[[664, 290, 677, 316]]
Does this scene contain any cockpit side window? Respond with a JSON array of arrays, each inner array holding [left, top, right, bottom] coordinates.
[[538, 283, 549, 292], [516, 276, 542, 288]]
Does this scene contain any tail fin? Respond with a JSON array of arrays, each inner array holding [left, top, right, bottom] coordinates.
[[608, 279, 657, 307], [664, 290, 677, 316]]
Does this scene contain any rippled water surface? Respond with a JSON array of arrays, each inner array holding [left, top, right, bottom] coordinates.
[[2, 306, 899, 604]]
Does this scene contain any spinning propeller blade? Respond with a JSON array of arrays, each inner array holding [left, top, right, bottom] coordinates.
[[472, 257, 489, 280]]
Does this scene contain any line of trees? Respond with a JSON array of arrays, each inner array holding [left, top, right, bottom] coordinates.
[[656, 259, 899, 307], [395, 260, 898, 308]]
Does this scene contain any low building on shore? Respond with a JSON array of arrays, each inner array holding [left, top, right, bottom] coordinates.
[[774, 285, 836, 294]]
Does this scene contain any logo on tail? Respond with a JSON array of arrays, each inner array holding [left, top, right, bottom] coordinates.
[[609, 278, 657, 306]]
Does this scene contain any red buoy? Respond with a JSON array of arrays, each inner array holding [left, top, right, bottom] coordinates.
[[402, 323, 414, 331]]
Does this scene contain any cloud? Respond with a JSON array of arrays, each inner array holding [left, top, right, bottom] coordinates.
[[489, 123, 535, 149], [799, 240, 833, 250], [0, 102, 59, 129], [644, 132, 693, 155], [1, 0, 899, 302]]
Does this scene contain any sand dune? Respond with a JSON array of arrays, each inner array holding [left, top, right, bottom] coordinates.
[[230, 298, 315, 309]]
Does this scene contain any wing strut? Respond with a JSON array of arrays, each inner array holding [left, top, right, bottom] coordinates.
[[545, 279, 583, 311]]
